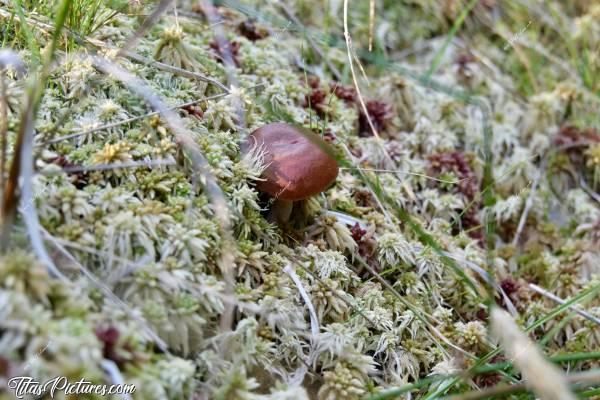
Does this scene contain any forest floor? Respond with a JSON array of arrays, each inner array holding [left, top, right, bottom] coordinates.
[[0, 0, 599, 399]]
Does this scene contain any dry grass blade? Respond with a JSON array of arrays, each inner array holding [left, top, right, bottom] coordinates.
[[90, 55, 237, 336], [282, 263, 319, 385], [512, 158, 545, 245], [579, 176, 600, 205], [1, 110, 43, 248], [42, 91, 237, 145], [355, 255, 474, 359], [528, 284, 600, 325], [343, 0, 380, 139], [100, 360, 133, 400], [49, 236, 146, 269], [368, 0, 375, 52], [490, 307, 576, 400], [0, 50, 25, 194], [339, 166, 469, 184], [117, 0, 174, 57], [1, 0, 70, 251], [0, 74, 7, 194], [42, 228, 171, 354], [340, 144, 393, 223], [117, 49, 230, 93], [16, 93, 69, 282], [57, 159, 176, 173]]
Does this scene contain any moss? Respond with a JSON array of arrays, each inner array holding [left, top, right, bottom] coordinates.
[[0, 0, 598, 398]]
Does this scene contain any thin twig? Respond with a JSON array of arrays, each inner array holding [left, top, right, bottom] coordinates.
[[528, 283, 600, 325], [339, 166, 470, 184], [118, 49, 230, 93], [59, 159, 176, 173]]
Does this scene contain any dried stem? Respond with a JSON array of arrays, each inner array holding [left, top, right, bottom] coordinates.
[[59, 159, 176, 173], [368, 0, 375, 52], [0, 71, 8, 193], [42, 85, 262, 146], [491, 307, 577, 400], [528, 283, 600, 325], [354, 255, 474, 359], [42, 228, 171, 354], [343, 0, 380, 138], [0, 0, 68, 252], [118, 49, 230, 93], [579, 176, 600, 204], [90, 55, 238, 341]]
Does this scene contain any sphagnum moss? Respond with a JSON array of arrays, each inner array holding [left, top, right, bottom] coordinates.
[[0, 1, 599, 399]]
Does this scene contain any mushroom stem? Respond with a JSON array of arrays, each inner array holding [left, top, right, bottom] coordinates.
[[269, 199, 294, 223]]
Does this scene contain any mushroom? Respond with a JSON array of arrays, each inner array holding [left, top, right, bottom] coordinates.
[[244, 122, 339, 223]]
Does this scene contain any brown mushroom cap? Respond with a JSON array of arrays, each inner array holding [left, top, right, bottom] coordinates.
[[245, 122, 339, 201]]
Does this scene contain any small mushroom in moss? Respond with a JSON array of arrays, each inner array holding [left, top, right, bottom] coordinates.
[[243, 122, 339, 223]]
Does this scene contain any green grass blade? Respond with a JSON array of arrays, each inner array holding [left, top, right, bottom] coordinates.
[[425, 0, 480, 79]]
